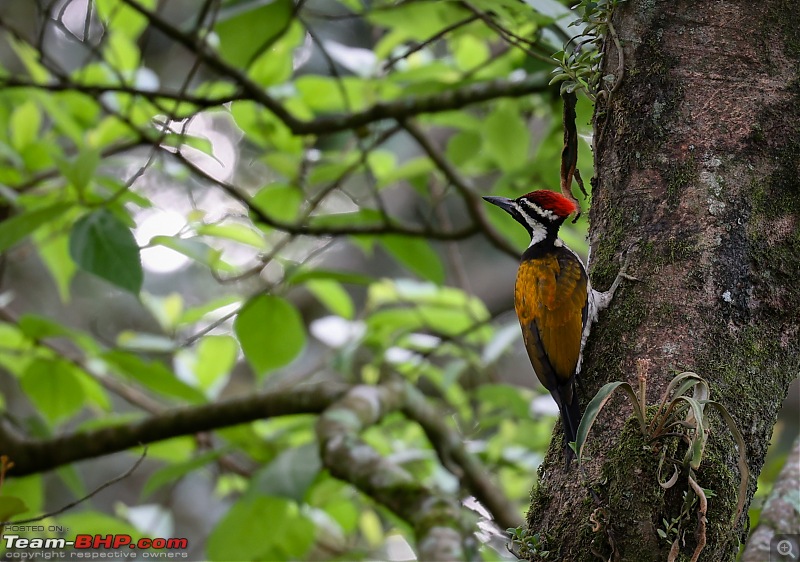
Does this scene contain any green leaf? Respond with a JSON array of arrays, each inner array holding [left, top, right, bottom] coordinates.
[[73, 368, 112, 411], [162, 133, 215, 158], [142, 450, 222, 498], [369, 2, 468, 43], [234, 295, 306, 378], [251, 184, 304, 223], [215, 0, 293, 67], [7, 37, 49, 82], [136, 436, 195, 464], [207, 496, 314, 561], [36, 90, 89, 146], [19, 141, 54, 171], [574, 381, 646, 463], [177, 295, 241, 325], [0, 324, 32, 377], [20, 358, 86, 425], [56, 463, 86, 499], [358, 509, 383, 547], [672, 395, 707, 469], [446, 130, 482, 166], [286, 268, 373, 285], [378, 156, 435, 188], [141, 292, 184, 331], [306, 280, 354, 319], [102, 350, 206, 403], [95, 0, 155, 40], [451, 35, 489, 71], [69, 210, 143, 294], [366, 150, 397, 182], [104, 32, 140, 70], [196, 223, 267, 249], [248, 22, 303, 86], [89, 115, 135, 148], [117, 331, 176, 352], [364, 279, 489, 343], [148, 236, 235, 273], [0, 203, 72, 253], [651, 371, 707, 423], [381, 236, 444, 284], [61, 147, 100, 193], [295, 76, 349, 112], [483, 102, 530, 172], [0, 496, 28, 521], [251, 444, 321, 502], [193, 335, 238, 391], [323, 499, 359, 534], [0, 475, 42, 515], [10, 100, 41, 151], [35, 222, 78, 302], [58, 511, 141, 539], [18, 314, 99, 355], [475, 384, 531, 419], [309, 208, 382, 229]]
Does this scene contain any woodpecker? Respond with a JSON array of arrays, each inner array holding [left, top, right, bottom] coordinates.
[[483, 190, 631, 466]]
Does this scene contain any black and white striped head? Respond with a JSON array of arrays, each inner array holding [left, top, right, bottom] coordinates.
[[483, 190, 577, 246]]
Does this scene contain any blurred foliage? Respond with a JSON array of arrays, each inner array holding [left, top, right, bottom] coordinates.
[[0, 0, 604, 559]]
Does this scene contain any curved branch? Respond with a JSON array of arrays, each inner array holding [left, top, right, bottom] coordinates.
[[316, 382, 475, 561], [1, 382, 350, 476], [741, 434, 800, 562], [401, 384, 523, 531]]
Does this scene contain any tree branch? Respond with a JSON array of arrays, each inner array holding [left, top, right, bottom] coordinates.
[[170, 147, 481, 240], [741, 435, 800, 562], [115, 0, 551, 136], [1, 382, 350, 476], [316, 382, 476, 561], [400, 119, 520, 259], [402, 384, 523, 531], [3, 450, 147, 525], [0, 78, 241, 110]]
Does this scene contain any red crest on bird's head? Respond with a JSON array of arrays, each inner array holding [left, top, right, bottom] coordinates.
[[519, 190, 577, 219]]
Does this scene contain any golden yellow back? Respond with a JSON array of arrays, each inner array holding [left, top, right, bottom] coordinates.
[[514, 249, 587, 391]]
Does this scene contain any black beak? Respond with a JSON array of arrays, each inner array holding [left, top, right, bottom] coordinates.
[[482, 196, 515, 214]]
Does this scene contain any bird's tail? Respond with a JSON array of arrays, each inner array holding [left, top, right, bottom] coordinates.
[[558, 387, 582, 468]]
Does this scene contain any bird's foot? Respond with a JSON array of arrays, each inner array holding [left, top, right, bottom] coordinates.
[[593, 245, 639, 312]]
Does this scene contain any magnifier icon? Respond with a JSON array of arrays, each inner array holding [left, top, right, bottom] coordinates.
[[778, 539, 797, 559]]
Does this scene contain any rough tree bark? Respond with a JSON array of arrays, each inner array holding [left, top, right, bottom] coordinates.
[[527, 1, 799, 561]]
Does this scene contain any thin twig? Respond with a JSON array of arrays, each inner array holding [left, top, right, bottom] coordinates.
[[462, 1, 555, 65], [399, 119, 520, 259], [2, 449, 148, 525], [382, 14, 480, 71]]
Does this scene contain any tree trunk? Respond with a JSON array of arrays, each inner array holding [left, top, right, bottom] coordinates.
[[527, 1, 799, 560]]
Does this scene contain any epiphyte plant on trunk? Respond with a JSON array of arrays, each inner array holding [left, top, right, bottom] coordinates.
[[573, 362, 749, 562]]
